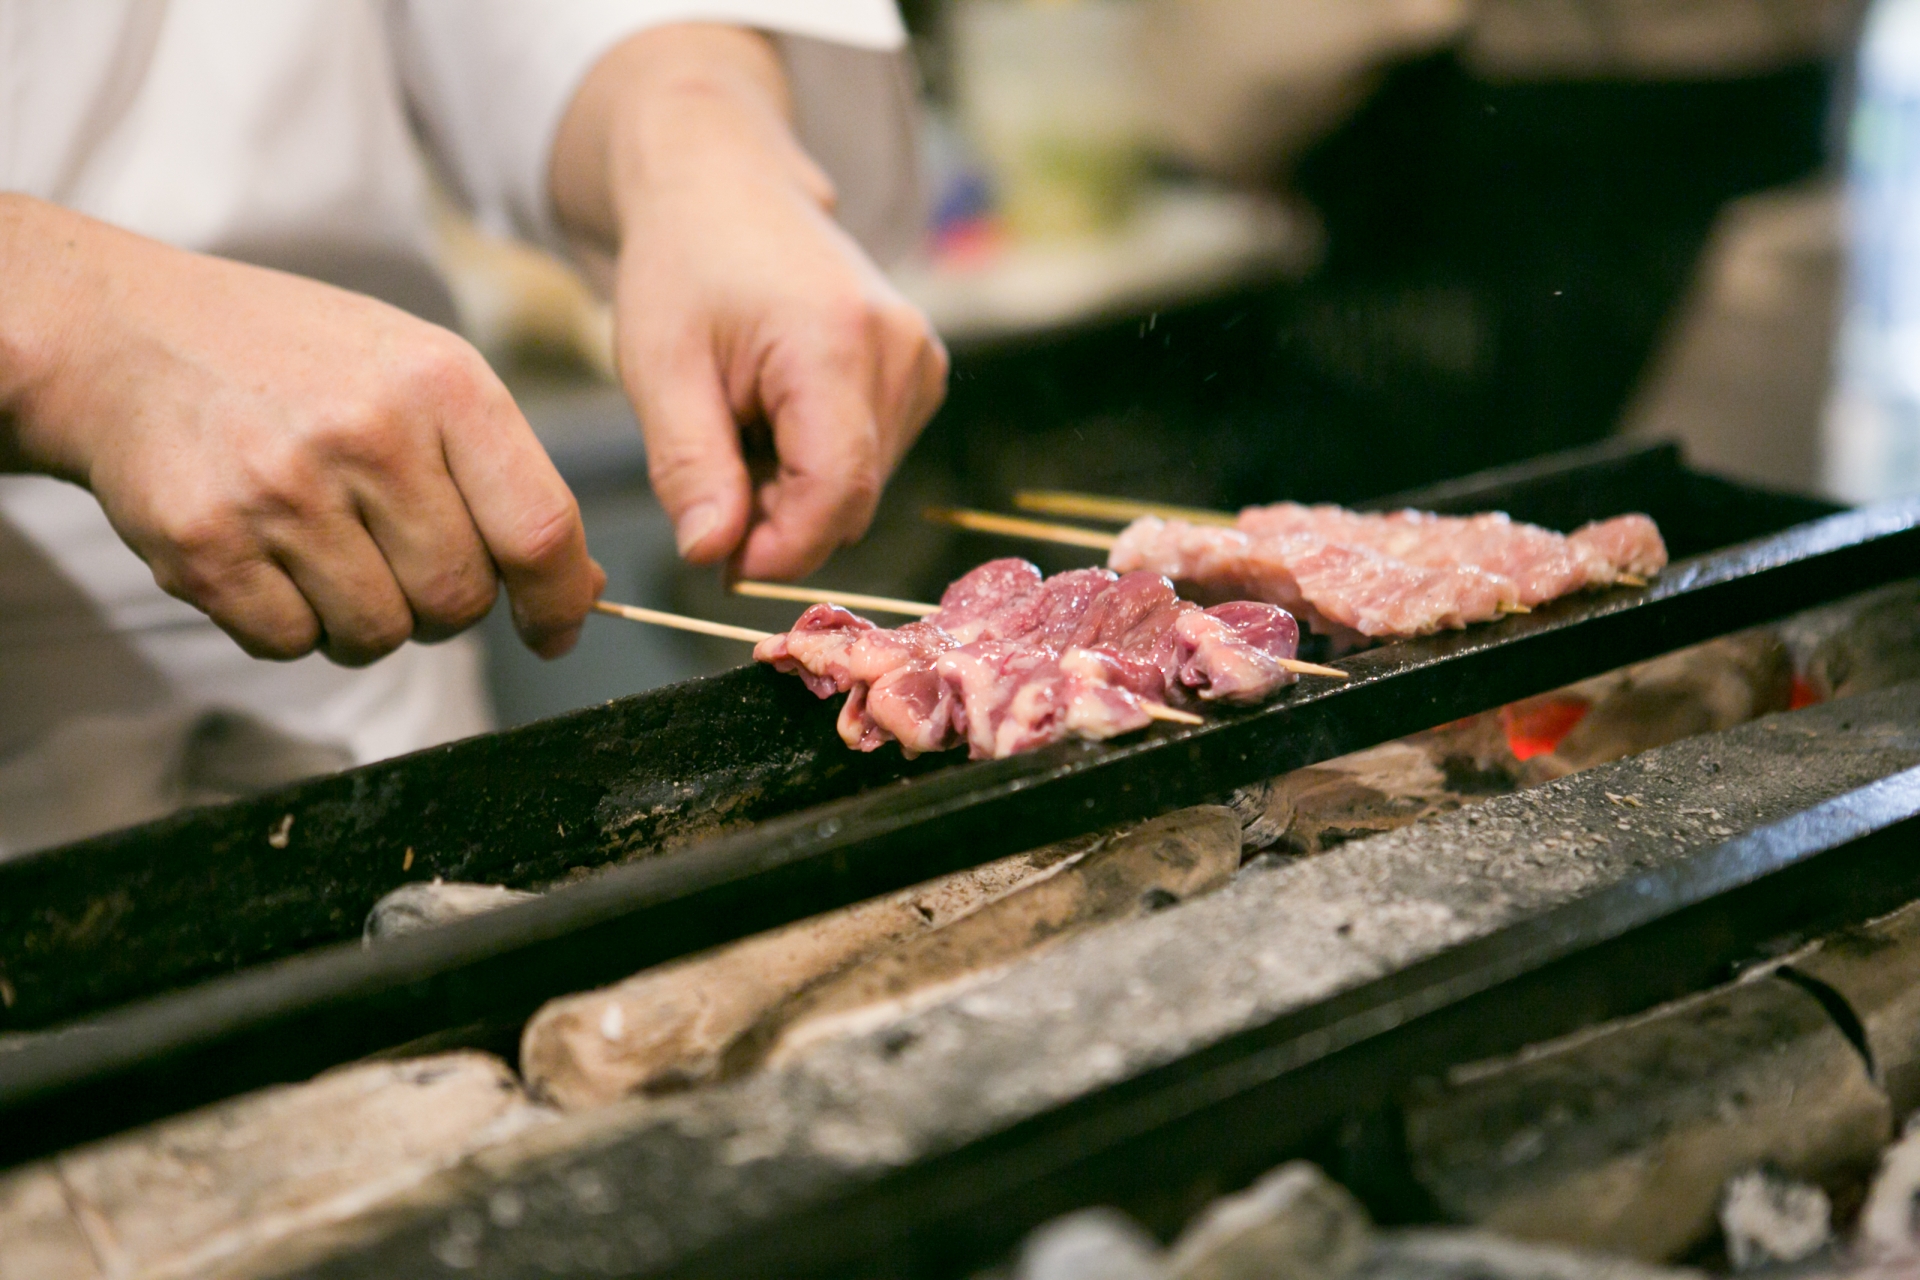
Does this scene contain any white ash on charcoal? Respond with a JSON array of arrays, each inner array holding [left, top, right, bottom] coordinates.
[[252, 687, 1920, 1278], [1511, 631, 1793, 784], [1230, 629, 1797, 861], [1856, 1117, 1920, 1265], [1779, 579, 1920, 703], [363, 880, 540, 942], [0, 1052, 548, 1280], [519, 833, 1098, 1109], [1718, 1168, 1834, 1271], [750, 807, 1241, 1070], [1357, 1229, 1709, 1280], [1003, 1208, 1166, 1280], [521, 809, 1240, 1109], [1402, 976, 1887, 1263], [985, 1161, 1704, 1280], [1164, 1161, 1374, 1280], [1785, 899, 1920, 1121]]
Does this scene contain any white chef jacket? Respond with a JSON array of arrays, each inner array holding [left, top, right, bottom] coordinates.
[[0, 0, 915, 854]]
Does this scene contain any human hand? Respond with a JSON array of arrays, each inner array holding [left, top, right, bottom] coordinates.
[[0, 195, 604, 665], [553, 25, 948, 581]]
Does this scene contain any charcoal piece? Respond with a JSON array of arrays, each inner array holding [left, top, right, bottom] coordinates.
[[751, 806, 1243, 1070], [363, 881, 540, 942], [1404, 976, 1889, 1263], [1857, 1119, 1920, 1264], [1790, 899, 1920, 1119], [0, 1165, 97, 1280], [1232, 742, 1472, 858], [1014, 1207, 1166, 1280], [1356, 1228, 1704, 1280], [520, 838, 1087, 1109], [1166, 1161, 1372, 1280], [1523, 631, 1793, 782], [1717, 1167, 1832, 1270], [1805, 580, 1920, 701], [0, 1053, 547, 1280]]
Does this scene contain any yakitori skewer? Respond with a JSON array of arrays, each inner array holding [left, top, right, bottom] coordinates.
[[732, 581, 937, 617], [590, 599, 1215, 723], [923, 504, 1549, 627], [735, 579, 1349, 680], [1012, 490, 1644, 592]]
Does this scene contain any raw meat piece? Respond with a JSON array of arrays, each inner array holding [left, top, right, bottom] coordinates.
[[755, 559, 1301, 760], [1110, 518, 1519, 639], [1112, 499, 1667, 641]]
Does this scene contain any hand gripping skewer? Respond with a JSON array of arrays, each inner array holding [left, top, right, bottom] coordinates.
[[589, 599, 1208, 724]]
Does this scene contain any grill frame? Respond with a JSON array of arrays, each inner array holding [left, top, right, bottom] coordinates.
[[0, 442, 1882, 1169]]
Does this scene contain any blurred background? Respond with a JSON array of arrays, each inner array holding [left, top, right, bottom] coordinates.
[[457, 0, 1878, 725]]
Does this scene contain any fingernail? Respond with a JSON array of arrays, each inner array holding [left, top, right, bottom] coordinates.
[[675, 503, 721, 556]]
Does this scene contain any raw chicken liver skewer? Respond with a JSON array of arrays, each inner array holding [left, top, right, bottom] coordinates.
[[936, 497, 1668, 645], [754, 559, 1302, 760]]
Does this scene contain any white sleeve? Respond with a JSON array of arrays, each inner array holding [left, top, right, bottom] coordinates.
[[388, 0, 909, 251]]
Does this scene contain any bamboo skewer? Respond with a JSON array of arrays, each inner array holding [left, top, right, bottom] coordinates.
[[924, 506, 1119, 550], [591, 600, 771, 644], [733, 581, 937, 617], [1013, 490, 1237, 527]]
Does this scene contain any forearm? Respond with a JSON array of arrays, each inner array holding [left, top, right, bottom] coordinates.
[[0, 193, 97, 479], [548, 24, 830, 253]]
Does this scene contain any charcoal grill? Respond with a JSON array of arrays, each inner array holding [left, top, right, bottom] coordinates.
[[6, 439, 1920, 1277]]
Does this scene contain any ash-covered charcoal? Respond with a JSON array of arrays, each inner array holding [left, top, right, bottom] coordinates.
[[990, 1161, 1702, 1280], [1786, 899, 1920, 1118], [1517, 630, 1794, 782], [1403, 975, 1888, 1263], [1165, 1160, 1373, 1280], [1233, 742, 1467, 859], [363, 881, 540, 943], [522, 810, 1239, 1108], [1229, 629, 1798, 860], [1858, 1119, 1920, 1265], [1356, 1230, 1706, 1280], [1800, 579, 1920, 701], [1718, 1167, 1833, 1271], [0, 1052, 549, 1280], [521, 836, 1097, 1110], [748, 807, 1241, 1071], [1007, 1208, 1165, 1280]]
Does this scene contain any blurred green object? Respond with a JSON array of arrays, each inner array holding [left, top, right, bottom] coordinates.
[[951, 0, 1149, 240]]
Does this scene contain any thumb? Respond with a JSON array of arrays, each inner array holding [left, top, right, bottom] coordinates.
[[627, 339, 752, 565]]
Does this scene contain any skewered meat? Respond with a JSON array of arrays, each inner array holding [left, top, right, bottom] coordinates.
[[755, 559, 1301, 760], [1110, 507, 1666, 642]]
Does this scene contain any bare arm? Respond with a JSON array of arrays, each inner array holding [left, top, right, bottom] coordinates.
[[549, 24, 948, 580], [0, 192, 603, 663]]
